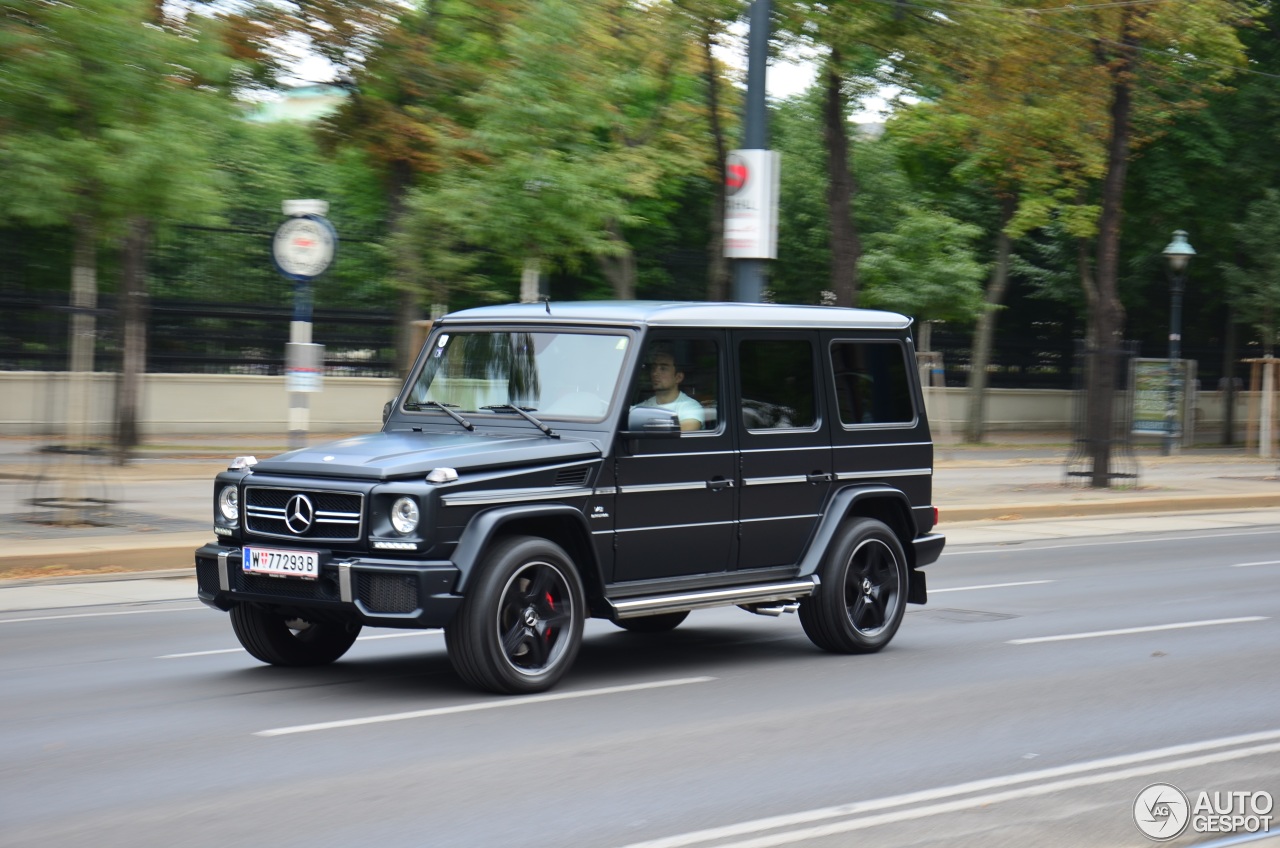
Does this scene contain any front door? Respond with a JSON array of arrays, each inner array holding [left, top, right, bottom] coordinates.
[[612, 333, 735, 583]]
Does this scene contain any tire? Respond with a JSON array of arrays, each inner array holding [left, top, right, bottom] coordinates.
[[229, 605, 362, 666], [613, 611, 689, 633], [445, 536, 585, 694], [799, 517, 908, 654]]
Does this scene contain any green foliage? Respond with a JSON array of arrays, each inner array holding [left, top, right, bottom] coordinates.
[[429, 0, 706, 273], [153, 121, 391, 308], [0, 0, 233, 234], [1222, 189, 1280, 352], [858, 208, 985, 323]]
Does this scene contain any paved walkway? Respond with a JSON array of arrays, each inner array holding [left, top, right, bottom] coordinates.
[[1, 433, 1277, 609]]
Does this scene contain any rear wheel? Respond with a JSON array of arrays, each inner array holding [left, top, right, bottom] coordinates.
[[799, 517, 908, 654], [613, 611, 689, 633], [446, 536, 585, 694], [230, 605, 361, 666]]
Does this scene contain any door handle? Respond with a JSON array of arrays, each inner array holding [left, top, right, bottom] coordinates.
[[706, 478, 734, 491], [806, 472, 834, 484]]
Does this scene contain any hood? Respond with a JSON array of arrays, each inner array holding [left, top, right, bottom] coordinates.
[[249, 430, 601, 481]]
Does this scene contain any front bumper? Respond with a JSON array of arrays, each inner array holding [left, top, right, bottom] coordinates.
[[195, 544, 463, 628]]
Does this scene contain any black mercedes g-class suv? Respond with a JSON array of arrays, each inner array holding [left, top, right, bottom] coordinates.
[[196, 301, 944, 693]]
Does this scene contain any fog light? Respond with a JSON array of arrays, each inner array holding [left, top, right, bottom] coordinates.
[[391, 497, 420, 535]]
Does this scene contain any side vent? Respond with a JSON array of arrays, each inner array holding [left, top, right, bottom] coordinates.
[[554, 467, 591, 487]]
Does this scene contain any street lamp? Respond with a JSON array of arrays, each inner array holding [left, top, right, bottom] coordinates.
[[1161, 230, 1196, 456]]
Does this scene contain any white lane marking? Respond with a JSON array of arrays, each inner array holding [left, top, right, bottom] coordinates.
[[650, 741, 1280, 848], [1008, 616, 1268, 645], [157, 630, 442, 659], [0, 606, 204, 624], [944, 528, 1280, 556], [256, 676, 716, 737], [931, 580, 1053, 593], [159, 648, 241, 658], [615, 728, 1280, 848], [1233, 560, 1280, 568]]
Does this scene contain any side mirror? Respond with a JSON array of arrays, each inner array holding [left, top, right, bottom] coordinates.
[[382, 400, 393, 424], [621, 406, 681, 438]]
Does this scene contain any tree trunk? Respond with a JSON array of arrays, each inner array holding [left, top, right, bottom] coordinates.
[[67, 215, 98, 450], [964, 196, 1017, 444], [386, 161, 422, 377], [520, 256, 542, 302], [1222, 308, 1237, 445], [1086, 19, 1137, 488], [598, 219, 637, 299], [823, 53, 860, 307], [701, 27, 730, 301], [115, 216, 152, 464]]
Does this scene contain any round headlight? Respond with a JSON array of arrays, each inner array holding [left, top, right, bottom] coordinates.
[[390, 497, 420, 535], [218, 485, 239, 522]]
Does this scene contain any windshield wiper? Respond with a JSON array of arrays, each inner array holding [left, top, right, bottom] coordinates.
[[480, 405, 559, 439], [404, 400, 474, 431]]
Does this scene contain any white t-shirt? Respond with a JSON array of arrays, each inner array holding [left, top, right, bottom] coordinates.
[[636, 392, 706, 428]]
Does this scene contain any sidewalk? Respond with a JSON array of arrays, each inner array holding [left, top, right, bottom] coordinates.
[[1, 433, 1277, 589]]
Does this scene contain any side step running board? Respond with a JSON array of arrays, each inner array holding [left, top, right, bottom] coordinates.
[[608, 577, 819, 620]]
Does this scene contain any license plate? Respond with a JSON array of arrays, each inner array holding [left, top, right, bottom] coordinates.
[[242, 546, 320, 580]]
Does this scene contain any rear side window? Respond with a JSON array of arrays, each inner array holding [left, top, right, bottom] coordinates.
[[738, 339, 816, 430], [830, 341, 915, 426]]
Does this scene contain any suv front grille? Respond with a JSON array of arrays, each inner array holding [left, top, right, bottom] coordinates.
[[244, 486, 364, 542]]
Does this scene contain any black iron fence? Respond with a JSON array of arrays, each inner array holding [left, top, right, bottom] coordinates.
[[0, 292, 399, 376], [1, 222, 397, 377]]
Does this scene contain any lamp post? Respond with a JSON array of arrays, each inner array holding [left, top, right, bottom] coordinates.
[[1161, 230, 1196, 456]]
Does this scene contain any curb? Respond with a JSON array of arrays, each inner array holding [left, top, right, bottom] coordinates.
[[940, 492, 1280, 524], [0, 534, 208, 582]]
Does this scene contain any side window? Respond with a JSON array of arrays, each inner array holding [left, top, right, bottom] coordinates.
[[830, 340, 915, 426], [632, 338, 720, 432], [739, 339, 816, 430]]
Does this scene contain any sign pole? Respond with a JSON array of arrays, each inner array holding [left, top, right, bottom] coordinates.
[[728, 0, 774, 304], [272, 200, 336, 451]]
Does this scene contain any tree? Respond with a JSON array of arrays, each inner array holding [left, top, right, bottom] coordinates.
[[0, 0, 231, 457], [427, 0, 707, 300], [672, 0, 745, 301], [317, 0, 518, 371], [893, 3, 1106, 442], [858, 207, 986, 345], [898, 0, 1249, 476], [1222, 189, 1280, 356]]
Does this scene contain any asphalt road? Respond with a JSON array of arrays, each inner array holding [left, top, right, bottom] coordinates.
[[3, 521, 1278, 848]]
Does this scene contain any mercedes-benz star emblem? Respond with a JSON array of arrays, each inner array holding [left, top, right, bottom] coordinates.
[[284, 494, 315, 535]]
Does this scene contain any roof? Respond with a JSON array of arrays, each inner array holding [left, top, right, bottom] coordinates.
[[441, 301, 912, 331]]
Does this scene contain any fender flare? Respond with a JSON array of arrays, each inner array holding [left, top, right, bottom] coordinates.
[[451, 504, 600, 593], [796, 485, 915, 578]]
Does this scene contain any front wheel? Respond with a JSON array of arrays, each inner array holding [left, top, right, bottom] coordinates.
[[230, 605, 361, 666], [799, 517, 908, 654], [445, 536, 585, 694]]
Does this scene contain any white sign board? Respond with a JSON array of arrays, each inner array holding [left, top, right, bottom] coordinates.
[[724, 149, 781, 260], [272, 215, 336, 280], [285, 342, 325, 393]]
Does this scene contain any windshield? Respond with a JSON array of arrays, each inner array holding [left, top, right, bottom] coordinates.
[[406, 330, 630, 421]]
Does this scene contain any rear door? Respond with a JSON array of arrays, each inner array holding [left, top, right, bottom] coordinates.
[[824, 333, 933, 520], [732, 331, 832, 571]]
